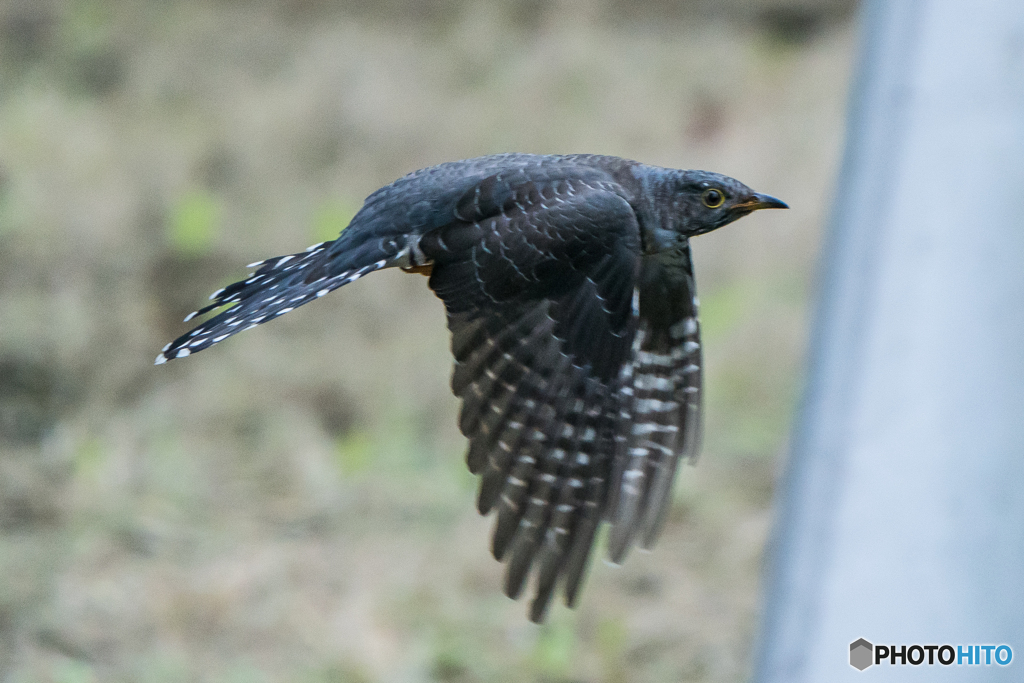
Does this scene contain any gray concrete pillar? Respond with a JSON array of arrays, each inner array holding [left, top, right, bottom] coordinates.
[[754, 0, 1024, 680]]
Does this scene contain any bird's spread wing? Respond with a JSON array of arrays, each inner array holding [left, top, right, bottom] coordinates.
[[419, 171, 641, 621], [607, 244, 703, 562]]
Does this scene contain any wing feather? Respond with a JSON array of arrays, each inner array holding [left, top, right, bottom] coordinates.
[[425, 175, 642, 621], [608, 242, 704, 563]]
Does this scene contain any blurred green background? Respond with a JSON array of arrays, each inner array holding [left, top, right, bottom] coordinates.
[[0, 1, 857, 681]]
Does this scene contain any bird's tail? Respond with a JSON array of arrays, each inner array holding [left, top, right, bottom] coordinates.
[[156, 231, 415, 364]]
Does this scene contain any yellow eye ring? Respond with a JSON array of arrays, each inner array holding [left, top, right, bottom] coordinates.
[[702, 188, 725, 208]]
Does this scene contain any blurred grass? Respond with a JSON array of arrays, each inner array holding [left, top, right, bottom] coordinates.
[[312, 199, 360, 245], [168, 190, 220, 255], [0, 0, 857, 681]]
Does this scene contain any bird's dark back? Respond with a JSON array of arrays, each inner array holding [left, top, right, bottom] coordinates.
[[344, 153, 644, 244]]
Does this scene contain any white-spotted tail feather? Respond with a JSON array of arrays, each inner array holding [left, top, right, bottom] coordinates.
[[155, 236, 409, 364]]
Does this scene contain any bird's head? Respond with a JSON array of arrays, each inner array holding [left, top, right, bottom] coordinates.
[[667, 170, 788, 237]]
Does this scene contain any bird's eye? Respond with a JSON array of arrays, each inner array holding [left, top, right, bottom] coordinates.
[[702, 188, 725, 208]]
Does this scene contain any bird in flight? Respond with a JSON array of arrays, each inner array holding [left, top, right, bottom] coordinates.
[[157, 153, 786, 622]]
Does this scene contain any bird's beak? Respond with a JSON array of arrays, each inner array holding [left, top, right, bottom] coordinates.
[[734, 193, 789, 212]]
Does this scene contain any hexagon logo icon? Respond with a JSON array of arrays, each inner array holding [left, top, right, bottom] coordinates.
[[850, 638, 873, 670]]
